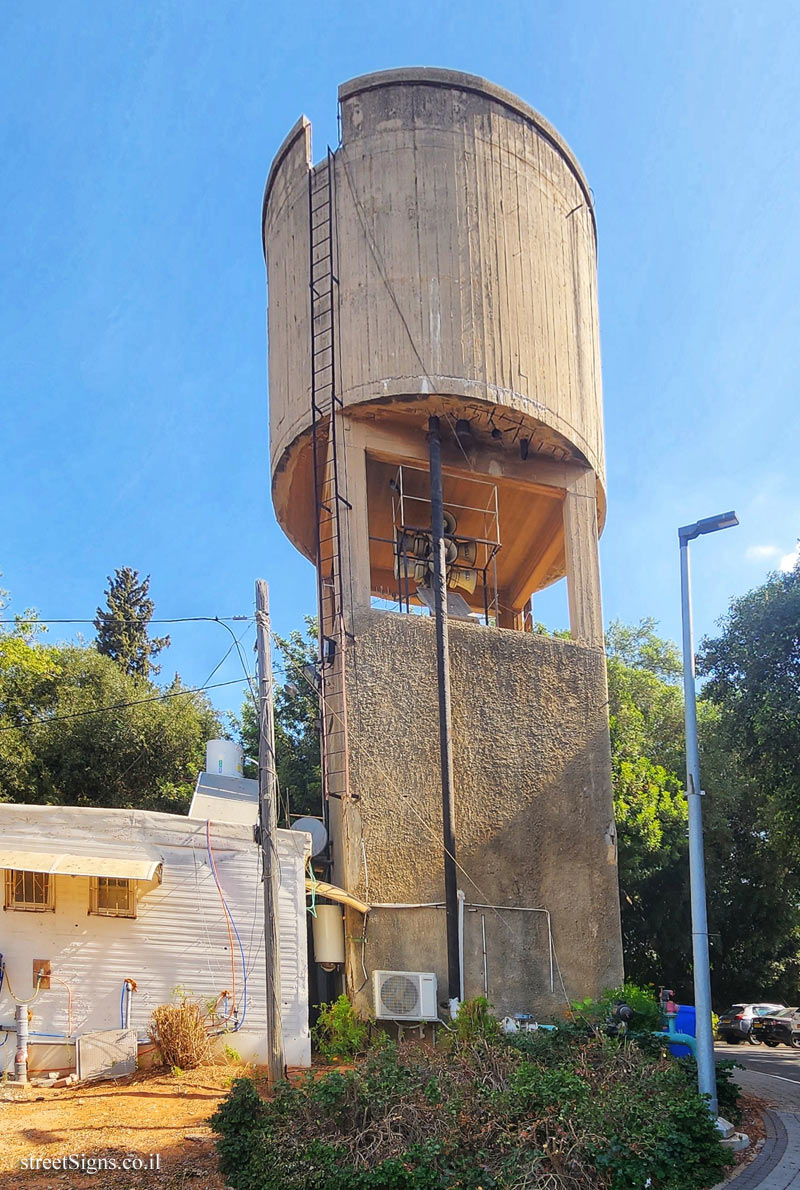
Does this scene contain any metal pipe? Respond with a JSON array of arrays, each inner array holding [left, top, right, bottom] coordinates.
[[457, 889, 465, 1002], [463, 903, 555, 995], [369, 900, 555, 995], [679, 537, 718, 1117], [654, 1012, 698, 1059], [427, 415, 461, 1006], [14, 1003, 28, 1083], [481, 915, 488, 997]]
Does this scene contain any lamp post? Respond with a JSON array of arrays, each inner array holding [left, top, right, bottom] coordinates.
[[678, 511, 738, 1118]]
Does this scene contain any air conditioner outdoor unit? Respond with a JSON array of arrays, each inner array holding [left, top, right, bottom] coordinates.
[[373, 970, 438, 1021]]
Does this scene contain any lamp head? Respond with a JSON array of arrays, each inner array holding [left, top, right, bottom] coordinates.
[[678, 511, 739, 543]]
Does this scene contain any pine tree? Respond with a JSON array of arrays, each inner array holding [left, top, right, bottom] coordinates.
[[94, 567, 171, 679]]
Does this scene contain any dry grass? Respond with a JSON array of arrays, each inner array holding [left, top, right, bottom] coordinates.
[[150, 1001, 212, 1070]]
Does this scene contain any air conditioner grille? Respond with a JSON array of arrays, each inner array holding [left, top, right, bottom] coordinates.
[[380, 974, 420, 1017]]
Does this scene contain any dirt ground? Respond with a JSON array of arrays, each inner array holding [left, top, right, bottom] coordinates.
[[0, 1065, 243, 1189]]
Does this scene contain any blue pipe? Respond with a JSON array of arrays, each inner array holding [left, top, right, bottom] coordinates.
[[654, 1013, 698, 1058], [0, 1026, 72, 1039]]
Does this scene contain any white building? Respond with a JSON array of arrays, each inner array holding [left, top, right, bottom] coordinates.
[[0, 784, 311, 1075]]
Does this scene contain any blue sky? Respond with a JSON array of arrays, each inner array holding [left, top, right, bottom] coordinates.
[[3, 1, 798, 713]]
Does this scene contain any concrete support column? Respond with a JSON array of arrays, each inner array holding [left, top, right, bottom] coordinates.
[[338, 417, 372, 621], [563, 471, 604, 649]]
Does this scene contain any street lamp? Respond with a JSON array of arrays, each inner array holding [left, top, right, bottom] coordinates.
[[678, 510, 738, 1119]]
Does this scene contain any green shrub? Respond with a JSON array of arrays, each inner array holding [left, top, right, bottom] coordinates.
[[312, 994, 369, 1061], [453, 996, 501, 1044], [211, 1031, 731, 1189], [571, 980, 663, 1032]]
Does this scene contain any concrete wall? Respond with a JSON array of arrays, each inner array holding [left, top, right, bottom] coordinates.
[[0, 805, 311, 1072], [336, 610, 623, 1020]]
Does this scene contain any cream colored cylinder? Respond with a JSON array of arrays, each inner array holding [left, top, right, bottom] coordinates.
[[264, 68, 606, 557], [312, 904, 345, 965]]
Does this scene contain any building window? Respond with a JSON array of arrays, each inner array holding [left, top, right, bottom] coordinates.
[[89, 877, 136, 918], [4, 869, 54, 912]]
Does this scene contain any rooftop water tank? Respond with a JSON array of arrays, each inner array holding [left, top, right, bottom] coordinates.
[[205, 739, 244, 778]]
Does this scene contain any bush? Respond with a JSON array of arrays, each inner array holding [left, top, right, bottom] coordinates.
[[453, 996, 501, 1044], [571, 981, 663, 1032], [150, 996, 211, 1070], [211, 1029, 731, 1189], [312, 994, 369, 1061]]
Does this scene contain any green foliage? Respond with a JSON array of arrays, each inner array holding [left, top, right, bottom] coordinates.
[[571, 982, 663, 1032], [606, 611, 800, 1005], [698, 558, 800, 1001], [94, 566, 171, 679], [606, 617, 683, 682], [211, 1032, 731, 1190], [453, 996, 501, 1044], [713, 1060, 743, 1125], [0, 596, 60, 805], [0, 579, 220, 810], [235, 617, 321, 821], [312, 994, 369, 1061]]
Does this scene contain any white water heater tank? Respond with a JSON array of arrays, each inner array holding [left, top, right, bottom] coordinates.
[[205, 739, 244, 777], [312, 905, 345, 966]]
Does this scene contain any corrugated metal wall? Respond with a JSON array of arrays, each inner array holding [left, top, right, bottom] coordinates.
[[0, 805, 310, 1071]]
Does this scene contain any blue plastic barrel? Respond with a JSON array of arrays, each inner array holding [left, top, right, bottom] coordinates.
[[669, 1004, 696, 1057]]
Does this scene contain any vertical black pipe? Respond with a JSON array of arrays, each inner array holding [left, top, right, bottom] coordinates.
[[427, 416, 461, 1004]]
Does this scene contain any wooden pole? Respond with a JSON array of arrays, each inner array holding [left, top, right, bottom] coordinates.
[[255, 579, 285, 1083]]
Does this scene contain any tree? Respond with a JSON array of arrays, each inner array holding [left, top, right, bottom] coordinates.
[[607, 623, 692, 993], [608, 611, 800, 1007], [235, 618, 321, 824], [699, 557, 800, 1002], [0, 583, 60, 803], [700, 556, 800, 844], [1, 578, 220, 812], [94, 567, 171, 678], [606, 617, 683, 681], [32, 647, 220, 811]]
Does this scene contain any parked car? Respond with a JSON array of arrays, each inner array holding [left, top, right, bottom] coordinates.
[[717, 1002, 786, 1044], [751, 1007, 800, 1049]]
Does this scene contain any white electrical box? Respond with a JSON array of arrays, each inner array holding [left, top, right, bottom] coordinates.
[[372, 970, 438, 1021]]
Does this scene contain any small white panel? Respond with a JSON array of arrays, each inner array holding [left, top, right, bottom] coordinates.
[[77, 1029, 138, 1081]]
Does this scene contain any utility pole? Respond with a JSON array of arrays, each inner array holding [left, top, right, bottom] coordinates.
[[427, 416, 461, 1011], [255, 579, 285, 1083]]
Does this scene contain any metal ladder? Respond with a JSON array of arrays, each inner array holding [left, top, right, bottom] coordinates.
[[308, 148, 352, 805]]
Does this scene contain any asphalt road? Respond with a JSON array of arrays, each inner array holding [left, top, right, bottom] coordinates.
[[716, 1043, 800, 1086], [716, 1041, 800, 1113]]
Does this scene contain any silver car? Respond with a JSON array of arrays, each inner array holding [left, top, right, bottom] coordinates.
[[717, 1002, 786, 1044]]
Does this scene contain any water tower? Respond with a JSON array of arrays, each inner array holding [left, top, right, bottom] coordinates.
[[263, 69, 623, 1017]]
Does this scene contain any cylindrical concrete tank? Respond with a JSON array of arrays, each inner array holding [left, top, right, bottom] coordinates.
[[263, 68, 605, 566]]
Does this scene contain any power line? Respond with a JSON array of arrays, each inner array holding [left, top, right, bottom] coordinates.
[[0, 616, 252, 626], [0, 677, 249, 734]]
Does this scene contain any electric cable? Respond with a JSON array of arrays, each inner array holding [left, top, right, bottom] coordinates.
[[0, 616, 252, 626], [206, 820, 248, 1029], [0, 677, 248, 734]]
